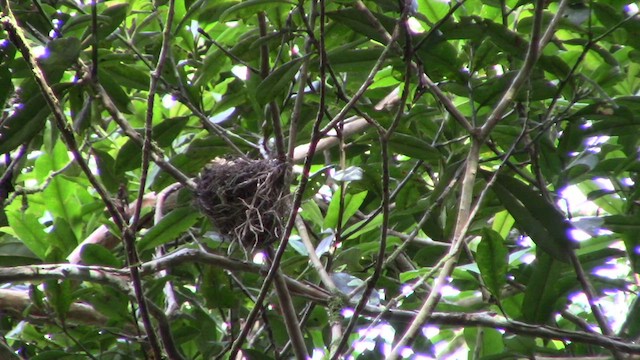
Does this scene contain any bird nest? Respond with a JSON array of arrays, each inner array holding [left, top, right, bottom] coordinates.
[[196, 157, 289, 249]]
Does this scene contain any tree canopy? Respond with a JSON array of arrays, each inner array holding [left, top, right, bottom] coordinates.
[[2, 0, 640, 359]]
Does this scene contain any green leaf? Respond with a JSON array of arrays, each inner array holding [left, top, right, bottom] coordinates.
[[487, 171, 575, 262], [35, 142, 79, 225], [476, 228, 508, 300], [101, 63, 151, 90], [82, 3, 129, 42], [323, 189, 368, 230], [255, 56, 307, 106], [219, 0, 294, 21], [80, 244, 122, 267], [138, 207, 201, 251], [0, 236, 40, 265], [44, 279, 73, 320], [327, 8, 396, 44], [521, 251, 571, 323], [98, 68, 133, 113], [115, 117, 189, 173], [4, 212, 48, 260], [200, 267, 236, 308], [492, 210, 515, 240], [0, 95, 49, 153], [620, 296, 640, 338], [387, 133, 440, 161]]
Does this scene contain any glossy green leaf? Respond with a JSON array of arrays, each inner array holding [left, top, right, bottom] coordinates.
[[80, 243, 122, 267], [138, 207, 201, 251], [4, 212, 48, 260], [255, 56, 307, 106], [387, 133, 440, 161], [115, 117, 189, 173], [35, 142, 79, 225], [0, 95, 49, 154], [323, 189, 368, 230], [488, 171, 575, 262]]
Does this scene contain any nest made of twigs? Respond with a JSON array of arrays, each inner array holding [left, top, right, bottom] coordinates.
[[196, 157, 289, 249]]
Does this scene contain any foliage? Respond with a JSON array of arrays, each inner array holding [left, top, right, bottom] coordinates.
[[1, 0, 640, 359]]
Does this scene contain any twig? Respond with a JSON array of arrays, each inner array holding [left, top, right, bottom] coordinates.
[[569, 251, 622, 359], [1, 0, 127, 233], [90, 81, 197, 190], [295, 216, 337, 293], [1, 261, 640, 355], [388, 138, 482, 359], [258, 12, 286, 161], [155, 184, 183, 317], [480, 0, 567, 139], [225, 0, 332, 357], [286, 0, 317, 163], [272, 266, 309, 359], [117, 0, 182, 357]]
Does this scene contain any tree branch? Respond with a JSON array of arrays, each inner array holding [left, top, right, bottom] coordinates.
[[1, 258, 639, 356]]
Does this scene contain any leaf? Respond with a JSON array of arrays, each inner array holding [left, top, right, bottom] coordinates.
[[115, 117, 189, 173], [44, 279, 73, 320], [39, 37, 82, 70], [323, 189, 368, 230], [35, 142, 79, 225], [101, 63, 151, 90], [327, 8, 396, 44], [201, 267, 236, 308], [81, 3, 129, 42], [0, 236, 40, 265], [0, 95, 49, 154], [80, 244, 122, 267], [47, 218, 79, 258], [476, 228, 508, 300], [492, 210, 515, 240], [315, 231, 334, 257], [521, 251, 571, 323], [487, 171, 575, 262], [323, 47, 385, 73], [193, 48, 228, 88], [4, 212, 48, 260], [219, 0, 294, 22], [387, 133, 440, 161], [343, 214, 384, 240], [255, 56, 307, 106], [620, 296, 640, 338], [138, 207, 201, 251]]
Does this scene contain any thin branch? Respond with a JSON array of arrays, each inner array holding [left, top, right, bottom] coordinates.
[[479, 0, 567, 139], [272, 268, 309, 359], [286, 0, 317, 162], [1, 1, 127, 232], [388, 139, 481, 359], [225, 0, 332, 357], [119, 0, 181, 357], [1, 260, 640, 355], [295, 215, 337, 293], [569, 251, 622, 359], [90, 82, 197, 190], [258, 12, 286, 160], [353, 0, 474, 135]]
